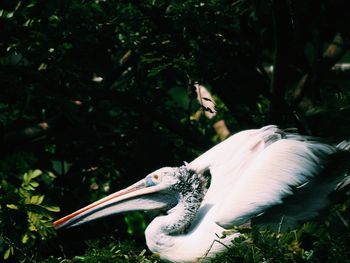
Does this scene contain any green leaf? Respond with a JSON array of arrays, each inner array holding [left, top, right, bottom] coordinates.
[[46, 171, 56, 179], [22, 185, 35, 191], [29, 181, 39, 188], [3, 247, 12, 260], [6, 12, 14, 19], [26, 2, 36, 8], [45, 205, 60, 212], [23, 172, 29, 183], [30, 195, 44, 205], [23, 19, 32, 27], [3, 249, 10, 260], [31, 170, 42, 179], [51, 160, 72, 175], [22, 234, 29, 244], [28, 224, 37, 231], [74, 256, 86, 260], [6, 204, 19, 210], [23, 170, 42, 184]]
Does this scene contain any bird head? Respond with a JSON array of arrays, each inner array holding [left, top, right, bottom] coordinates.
[[53, 166, 205, 230]]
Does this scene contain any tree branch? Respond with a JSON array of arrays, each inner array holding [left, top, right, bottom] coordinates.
[[291, 33, 350, 109]]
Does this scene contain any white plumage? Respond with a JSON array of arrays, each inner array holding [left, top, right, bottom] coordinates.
[[54, 125, 350, 262]]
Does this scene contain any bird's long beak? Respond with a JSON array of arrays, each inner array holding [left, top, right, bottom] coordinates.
[[53, 178, 173, 230]]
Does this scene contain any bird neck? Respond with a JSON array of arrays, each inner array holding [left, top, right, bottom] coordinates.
[[145, 191, 203, 253]]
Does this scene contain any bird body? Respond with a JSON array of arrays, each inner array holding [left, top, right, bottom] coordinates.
[[145, 211, 239, 262], [54, 125, 350, 262]]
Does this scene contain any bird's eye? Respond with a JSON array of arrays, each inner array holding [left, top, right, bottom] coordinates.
[[146, 174, 160, 186]]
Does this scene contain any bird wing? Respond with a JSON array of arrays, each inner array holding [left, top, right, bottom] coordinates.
[[211, 138, 336, 228], [189, 125, 283, 175], [189, 125, 284, 204]]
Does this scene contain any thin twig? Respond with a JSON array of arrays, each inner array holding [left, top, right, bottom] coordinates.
[[1, 235, 35, 262], [199, 234, 230, 262]]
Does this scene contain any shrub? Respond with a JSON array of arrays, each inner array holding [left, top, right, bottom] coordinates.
[[0, 169, 60, 261]]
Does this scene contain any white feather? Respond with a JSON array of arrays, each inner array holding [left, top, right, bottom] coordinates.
[[189, 125, 344, 231], [213, 139, 335, 228], [189, 125, 283, 204]]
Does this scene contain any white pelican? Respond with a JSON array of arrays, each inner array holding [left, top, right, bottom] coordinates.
[[54, 125, 350, 262]]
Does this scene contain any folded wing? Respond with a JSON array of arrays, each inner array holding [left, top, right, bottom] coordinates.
[[189, 125, 338, 229]]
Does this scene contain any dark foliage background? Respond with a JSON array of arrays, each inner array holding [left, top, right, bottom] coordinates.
[[1, 0, 350, 262]]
